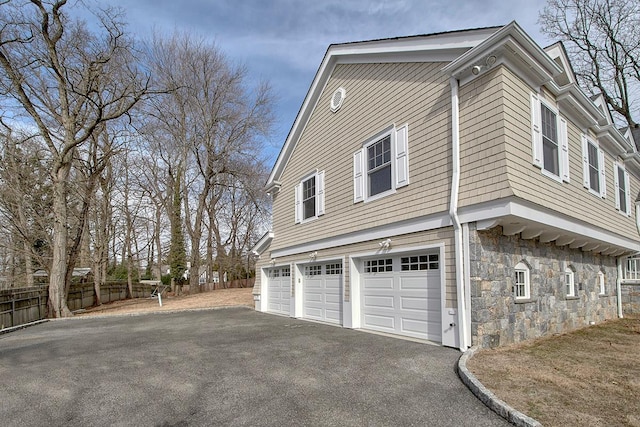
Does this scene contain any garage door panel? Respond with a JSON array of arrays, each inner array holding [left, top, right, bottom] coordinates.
[[401, 318, 428, 336], [325, 309, 341, 323], [364, 295, 394, 309], [305, 292, 322, 303], [266, 267, 291, 316], [364, 313, 395, 330], [364, 277, 394, 290], [398, 276, 428, 290], [361, 253, 441, 343], [325, 293, 341, 304], [400, 296, 428, 311], [302, 262, 343, 325], [305, 280, 323, 290], [305, 307, 323, 320]]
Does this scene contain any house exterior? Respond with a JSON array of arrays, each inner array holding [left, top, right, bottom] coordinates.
[[251, 22, 640, 350]]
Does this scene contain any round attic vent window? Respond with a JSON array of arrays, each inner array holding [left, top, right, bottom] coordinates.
[[330, 87, 346, 112]]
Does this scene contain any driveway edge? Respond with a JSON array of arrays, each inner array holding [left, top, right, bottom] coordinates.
[[457, 346, 542, 427], [0, 319, 49, 336], [61, 304, 254, 320]]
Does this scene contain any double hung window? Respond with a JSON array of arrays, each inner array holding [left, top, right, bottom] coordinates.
[[615, 162, 631, 216], [367, 135, 392, 196], [294, 170, 325, 223], [531, 93, 569, 182], [353, 124, 409, 203], [581, 135, 606, 198]]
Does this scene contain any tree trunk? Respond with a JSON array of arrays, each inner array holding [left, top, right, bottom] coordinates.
[[18, 201, 34, 288], [48, 166, 73, 318], [154, 205, 163, 280]]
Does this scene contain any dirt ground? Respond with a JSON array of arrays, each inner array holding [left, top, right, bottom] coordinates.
[[467, 315, 640, 427], [75, 287, 254, 317]]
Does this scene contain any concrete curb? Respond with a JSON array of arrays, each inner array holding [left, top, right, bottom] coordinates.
[[457, 346, 543, 427], [0, 319, 49, 336]]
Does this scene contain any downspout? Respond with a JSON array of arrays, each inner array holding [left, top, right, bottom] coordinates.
[[449, 77, 468, 351], [616, 256, 624, 318]]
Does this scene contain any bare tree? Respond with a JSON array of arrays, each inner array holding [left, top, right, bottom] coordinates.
[[144, 32, 273, 293], [540, 0, 640, 127], [0, 127, 52, 289], [0, 1, 148, 316]]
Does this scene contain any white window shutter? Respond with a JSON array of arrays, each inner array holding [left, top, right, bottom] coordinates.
[[581, 134, 589, 188], [294, 183, 301, 224], [559, 117, 569, 182], [530, 93, 543, 168], [395, 124, 409, 188], [625, 169, 631, 216], [353, 149, 364, 203], [316, 170, 325, 216], [598, 148, 606, 198], [614, 162, 620, 210]]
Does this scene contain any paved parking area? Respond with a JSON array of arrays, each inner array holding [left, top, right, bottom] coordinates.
[[0, 307, 508, 426]]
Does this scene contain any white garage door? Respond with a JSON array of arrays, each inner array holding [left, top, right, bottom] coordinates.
[[361, 253, 441, 342], [303, 262, 343, 324], [267, 266, 291, 315]]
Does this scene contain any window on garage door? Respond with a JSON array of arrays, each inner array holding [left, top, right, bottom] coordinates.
[[400, 254, 439, 271]]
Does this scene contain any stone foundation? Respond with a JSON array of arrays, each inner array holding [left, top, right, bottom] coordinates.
[[621, 283, 640, 315], [469, 224, 618, 348]]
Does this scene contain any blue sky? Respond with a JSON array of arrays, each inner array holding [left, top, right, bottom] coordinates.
[[103, 0, 552, 166]]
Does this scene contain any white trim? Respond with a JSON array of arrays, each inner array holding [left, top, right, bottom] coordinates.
[[395, 123, 409, 188], [564, 267, 576, 297], [559, 117, 569, 182], [462, 223, 472, 348], [449, 76, 464, 350], [514, 261, 531, 300], [271, 211, 452, 258], [251, 231, 274, 256], [457, 197, 640, 252], [330, 87, 346, 112], [273, 194, 640, 259]]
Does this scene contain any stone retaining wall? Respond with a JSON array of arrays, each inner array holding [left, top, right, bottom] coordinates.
[[469, 224, 618, 348]]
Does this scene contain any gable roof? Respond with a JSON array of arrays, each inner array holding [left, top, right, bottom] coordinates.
[[265, 25, 503, 192]]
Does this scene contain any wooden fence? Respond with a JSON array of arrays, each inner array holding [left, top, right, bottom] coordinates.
[[0, 282, 153, 330]]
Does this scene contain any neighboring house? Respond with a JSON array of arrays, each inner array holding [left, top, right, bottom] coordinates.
[[251, 22, 640, 350]]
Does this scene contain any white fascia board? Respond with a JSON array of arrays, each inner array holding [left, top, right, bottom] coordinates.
[[265, 28, 499, 189], [443, 21, 561, 80], [544, 42, 576, 85], [458, 197, 640, 252], [270, 212, 452, 258], [251, 231, 274, 256], [596, 124, 635, 154]]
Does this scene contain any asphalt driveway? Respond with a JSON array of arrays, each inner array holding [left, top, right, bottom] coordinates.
[[0, 307, 508, 426]]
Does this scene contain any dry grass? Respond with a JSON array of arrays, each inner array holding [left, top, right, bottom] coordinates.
[[75, 287, 254, 317], [468, 316, 640, 426]]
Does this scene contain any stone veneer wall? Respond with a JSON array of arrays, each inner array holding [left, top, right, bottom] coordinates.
[[469, 224, 618, 348], [621, 284, 640, 315]]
